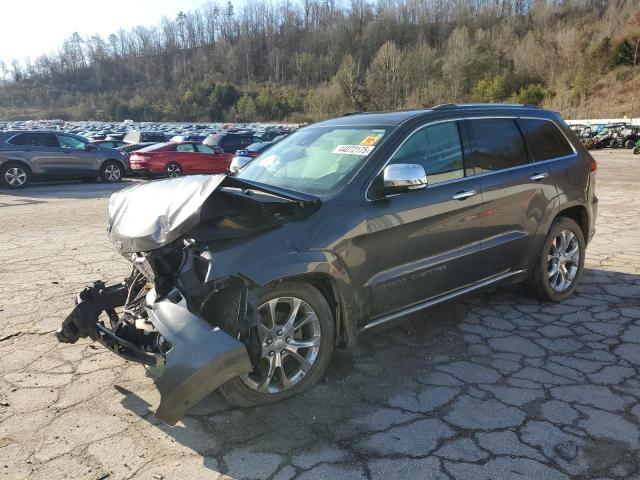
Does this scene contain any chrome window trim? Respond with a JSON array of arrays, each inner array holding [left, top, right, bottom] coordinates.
[[365, 115, 578, 202]]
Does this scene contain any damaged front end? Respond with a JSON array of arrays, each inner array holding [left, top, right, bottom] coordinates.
[[56, 175, 319, 424]]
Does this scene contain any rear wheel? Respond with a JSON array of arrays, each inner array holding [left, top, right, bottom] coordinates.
[[165, 162, 182, 178], [100, 161, 123, 183], [529, 217, 585, 302], [0, 162, 31, 189], [634, 146, 640, 154], [624, 139, 636, 149], [220, 282, 335, 407]]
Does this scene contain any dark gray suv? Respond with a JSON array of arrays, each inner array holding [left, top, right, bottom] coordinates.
[[57, 104, 597, 424], [0, 131, 130, 188]]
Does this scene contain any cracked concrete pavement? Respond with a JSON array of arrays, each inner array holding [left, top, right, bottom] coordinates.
[[1, 149, 639, 479]]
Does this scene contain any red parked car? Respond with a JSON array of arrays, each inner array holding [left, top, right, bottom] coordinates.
[[128, 142, 233, 178]]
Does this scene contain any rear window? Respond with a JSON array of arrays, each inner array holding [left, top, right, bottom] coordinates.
[[466, 119, 528, 173], [139, 142, 169, 152], [520, 119, 574, 161]]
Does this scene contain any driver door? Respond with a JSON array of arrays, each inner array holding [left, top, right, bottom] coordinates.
[[353, 120, 487, 318], [55, 134, 99, 176]]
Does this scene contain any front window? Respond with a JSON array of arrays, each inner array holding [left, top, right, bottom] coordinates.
[[237, 125, 391, 196], [389, 122, 465, 185], [57, 135, 86, 149]]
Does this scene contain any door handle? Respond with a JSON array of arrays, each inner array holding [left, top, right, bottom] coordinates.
[[530, 172, 549, 181], [451, 190, 476, 200]]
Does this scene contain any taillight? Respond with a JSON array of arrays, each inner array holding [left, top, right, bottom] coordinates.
[[249, 152, 259, 158], [590, 157, 597, 172]]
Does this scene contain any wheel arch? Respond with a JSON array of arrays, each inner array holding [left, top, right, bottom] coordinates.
[[102, 158, 127, 170], [556, 204, 589, 243], [247, 251, 361, 347], [523, 197, 589, 271], [1, 158, 32, 173]]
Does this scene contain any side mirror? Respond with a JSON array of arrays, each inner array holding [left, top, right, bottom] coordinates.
[[378, 163, 428, 196], [84, 143, 97, 151]]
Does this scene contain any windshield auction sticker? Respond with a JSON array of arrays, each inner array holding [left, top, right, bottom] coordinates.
[[332, 144, 375, 155], [359, 135, 381, 146]]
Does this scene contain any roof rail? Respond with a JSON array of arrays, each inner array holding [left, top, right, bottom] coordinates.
[[341, 111, 362, 116], [431, 103, 542, 110]]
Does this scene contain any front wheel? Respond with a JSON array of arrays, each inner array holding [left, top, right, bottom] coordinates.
[[220, 282, 335, 407], [624, 139, 635, 149], [529, 217, 585, 302], [634, 146, 640, 155], [100, 161, 123, 183]]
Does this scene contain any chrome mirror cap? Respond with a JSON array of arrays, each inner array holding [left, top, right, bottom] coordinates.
[[382, 163, 428, 193]]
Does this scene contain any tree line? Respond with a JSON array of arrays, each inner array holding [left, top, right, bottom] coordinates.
[[0, 0, 639, 121]]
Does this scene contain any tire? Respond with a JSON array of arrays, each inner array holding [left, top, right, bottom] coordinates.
[[100, 160, 123, 183], [529, 217, 585, 302], [165, 162, 182, 178], [0, 161, 31, 189], [634, 146, 640, 155], [220, 282, 335, 407], [624, 140, 635, 149]]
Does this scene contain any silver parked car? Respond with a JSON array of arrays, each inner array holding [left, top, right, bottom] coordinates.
[[0, 131, 130, 188]]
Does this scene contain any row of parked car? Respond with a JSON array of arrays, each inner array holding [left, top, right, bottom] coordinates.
[[569, 122, 640, 153], [0, 126, 291, 188]]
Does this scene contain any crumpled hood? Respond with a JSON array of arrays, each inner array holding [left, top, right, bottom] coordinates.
[[108, 175, 226, 253]]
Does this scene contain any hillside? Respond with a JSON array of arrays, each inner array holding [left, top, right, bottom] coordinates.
[[0, 0, 639, 122]]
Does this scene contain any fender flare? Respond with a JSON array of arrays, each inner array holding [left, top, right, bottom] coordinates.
[[241, 250, 361, 346], [524, 195, 588, 269]]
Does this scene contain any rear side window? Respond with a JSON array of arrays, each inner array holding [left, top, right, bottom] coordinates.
[[390, 121, 464, 184], [7, 133, 33, 146], [176, 143, 195, 152], [466, 119, 528, 173], [520, 119, 574, 161], [9, 133, 58, 147]]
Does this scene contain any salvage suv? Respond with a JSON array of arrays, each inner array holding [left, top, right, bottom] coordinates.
[[57, 104, 598, 424]]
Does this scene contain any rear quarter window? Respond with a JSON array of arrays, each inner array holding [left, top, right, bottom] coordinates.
[[521, 119, 574, 161]]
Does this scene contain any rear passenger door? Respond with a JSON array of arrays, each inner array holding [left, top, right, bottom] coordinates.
[[174, 143, 200, 173], [8, 133, 63, 176], [463, 117, 558, 277]]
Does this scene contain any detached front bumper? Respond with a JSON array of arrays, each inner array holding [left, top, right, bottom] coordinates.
[[57, 283, 252, 425]]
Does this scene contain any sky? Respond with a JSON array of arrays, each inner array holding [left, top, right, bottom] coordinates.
[[0, 0, 208, 67]]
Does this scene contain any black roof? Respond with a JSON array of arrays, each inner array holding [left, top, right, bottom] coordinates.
[[313, 103, 547, 128]]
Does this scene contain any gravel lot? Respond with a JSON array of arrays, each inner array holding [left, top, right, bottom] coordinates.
[[1, 149, 639, 480]]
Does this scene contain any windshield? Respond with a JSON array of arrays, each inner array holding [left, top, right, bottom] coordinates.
[[237, 125, 390, 196]]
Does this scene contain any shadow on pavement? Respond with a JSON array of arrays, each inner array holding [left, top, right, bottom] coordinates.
[[114, 267, 640, 478], [0, 178, 145, 201]]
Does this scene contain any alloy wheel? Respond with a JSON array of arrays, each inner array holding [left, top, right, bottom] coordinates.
[[547, 229, 580, 293], [167, 164, 181, 177], [104, 164, 121, 181], [240, 296, 321, 394], [5, 167, 27, 187]]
